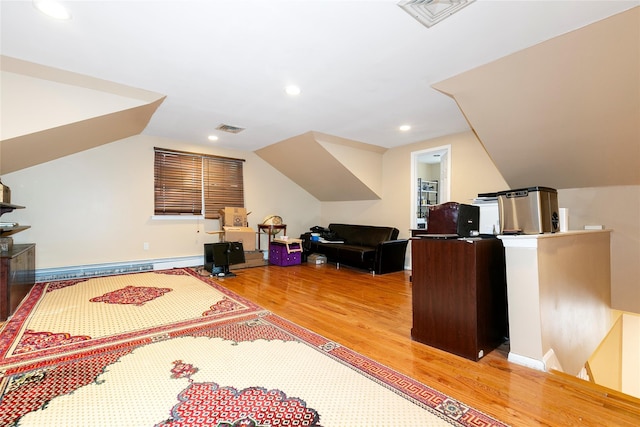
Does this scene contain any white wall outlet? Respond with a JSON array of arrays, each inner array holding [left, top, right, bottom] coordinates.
[[143, 242, 149, 250]]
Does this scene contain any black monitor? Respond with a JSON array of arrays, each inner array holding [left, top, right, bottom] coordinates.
[[205, 241, 245, 278]]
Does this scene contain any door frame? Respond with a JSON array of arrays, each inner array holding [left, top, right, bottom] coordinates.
[[410, 145, 451, 230]]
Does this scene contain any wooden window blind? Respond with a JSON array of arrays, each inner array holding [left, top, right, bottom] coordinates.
[[203, 156, 244, 219], [154, 148, 244, 218]]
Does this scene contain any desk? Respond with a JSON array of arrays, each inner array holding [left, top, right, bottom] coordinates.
[[411, 237, 507, 361], [257, 224, 286, 250]]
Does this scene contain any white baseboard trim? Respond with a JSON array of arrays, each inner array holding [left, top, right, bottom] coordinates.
[[542, 348, 564, 373], [152, 256, 202, 271], [36, 256, 203, 282], [508, 352, 546, 371]]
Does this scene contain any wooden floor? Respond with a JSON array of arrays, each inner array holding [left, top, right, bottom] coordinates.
[[216, 262, 640, 427]]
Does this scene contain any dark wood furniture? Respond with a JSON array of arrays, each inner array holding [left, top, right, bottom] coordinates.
[[1, 201, 36, 321], [1, 244, 36, 321], [411, 237, 508, 361], [301, 224, 408, 274], [257, 224, 286, 250]]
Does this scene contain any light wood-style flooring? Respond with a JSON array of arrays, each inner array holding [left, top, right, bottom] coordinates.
[[217, 262, 640, 426]]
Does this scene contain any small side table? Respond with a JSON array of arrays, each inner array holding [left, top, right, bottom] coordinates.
[[257, 224, 287, 250]]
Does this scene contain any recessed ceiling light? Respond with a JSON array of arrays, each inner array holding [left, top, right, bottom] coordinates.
[[208, 135, 219, 142], [285, 85, 301, 96], [33, 1, 71, 20], [399, 124, 411, 132]]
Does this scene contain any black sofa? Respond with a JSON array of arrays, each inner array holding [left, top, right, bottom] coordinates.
[[301, 223, 408, 274]]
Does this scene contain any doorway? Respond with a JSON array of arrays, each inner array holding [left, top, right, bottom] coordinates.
[[410, 145, 451, 230]]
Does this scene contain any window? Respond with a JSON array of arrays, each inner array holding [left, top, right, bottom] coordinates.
[[154, 147, 244, 219]]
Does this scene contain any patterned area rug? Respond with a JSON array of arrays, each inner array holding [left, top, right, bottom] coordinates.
[[0, 269, 260, 368], [0, 268, 508, 427]]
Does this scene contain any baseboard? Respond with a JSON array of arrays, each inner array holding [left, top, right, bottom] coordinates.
[[542, 348, 564, 373], [35, 256, 203, 282], [508, 352, 546, 371]]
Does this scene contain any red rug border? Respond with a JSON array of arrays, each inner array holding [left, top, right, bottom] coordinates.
[[2, 311, 508, 427], [261, 312, 508, 427], [0, 268, 509, 427], [0, 268, 262, 367]]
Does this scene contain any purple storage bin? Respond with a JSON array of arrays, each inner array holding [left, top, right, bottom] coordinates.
[[269, 241, 302, 266]]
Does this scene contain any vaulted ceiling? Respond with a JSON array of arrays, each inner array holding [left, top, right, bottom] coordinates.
[[1, 1, 638, 195], [434, 7, 640, 189]]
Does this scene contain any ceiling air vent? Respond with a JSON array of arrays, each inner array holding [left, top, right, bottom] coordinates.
[[216, 123, 245, 134], [397, 0, 475, 28]]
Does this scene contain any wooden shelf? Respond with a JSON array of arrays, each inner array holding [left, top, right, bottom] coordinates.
[[0, 225, 31, 237], [0, 202, 29, 237], [0, 202, 25, 216]]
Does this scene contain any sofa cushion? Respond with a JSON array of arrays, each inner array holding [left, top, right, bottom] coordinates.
[[328, 224, 396, 247], [336, 244, 376, 266]]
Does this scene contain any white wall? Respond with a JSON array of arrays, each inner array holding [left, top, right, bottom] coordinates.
[[3, 130, 638, 314], [499, 231, 612, 374], [319, 131, 510, 239], [318, 131, 639, 314], [558, 186, 640, 313], [2, 134, 320, 269]]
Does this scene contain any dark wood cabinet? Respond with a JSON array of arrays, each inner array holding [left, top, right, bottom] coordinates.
[[1, 244, 36, 321], [411, 237, 508, 361], [1, 201, 35, 321]]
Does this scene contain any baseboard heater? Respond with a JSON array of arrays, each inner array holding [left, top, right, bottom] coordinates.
[[35, 255, 203, 283]]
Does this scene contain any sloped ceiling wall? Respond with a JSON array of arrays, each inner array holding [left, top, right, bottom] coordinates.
[[3, 8, 638, 194], [433, 8, 640, 190], [254, 131, 386, 201], [0, 56, 165, 174]]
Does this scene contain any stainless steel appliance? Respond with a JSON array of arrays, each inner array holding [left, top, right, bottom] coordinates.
[[496, 186, 559, 234]]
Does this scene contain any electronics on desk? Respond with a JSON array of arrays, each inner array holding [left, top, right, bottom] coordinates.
[[493, 187, 559, 234], [414, 233, 459, 240], [425, 202, 479, 238], [473, 194, 500, 236]]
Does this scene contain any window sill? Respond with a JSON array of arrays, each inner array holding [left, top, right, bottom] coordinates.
[[151, 215, 205, 220]]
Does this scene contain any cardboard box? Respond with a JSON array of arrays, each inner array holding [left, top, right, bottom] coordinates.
[[0, 181, 10, 203], [307, 253, 327, 264], [220, 207, 248, 227], [223, 226, 256, 251], [230, 250, 267, 270]]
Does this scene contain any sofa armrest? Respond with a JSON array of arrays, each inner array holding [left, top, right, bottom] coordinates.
[[374, 239, 409, 274]]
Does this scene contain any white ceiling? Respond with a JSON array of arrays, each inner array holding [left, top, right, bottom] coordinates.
[[1, 0, 637, 152]]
